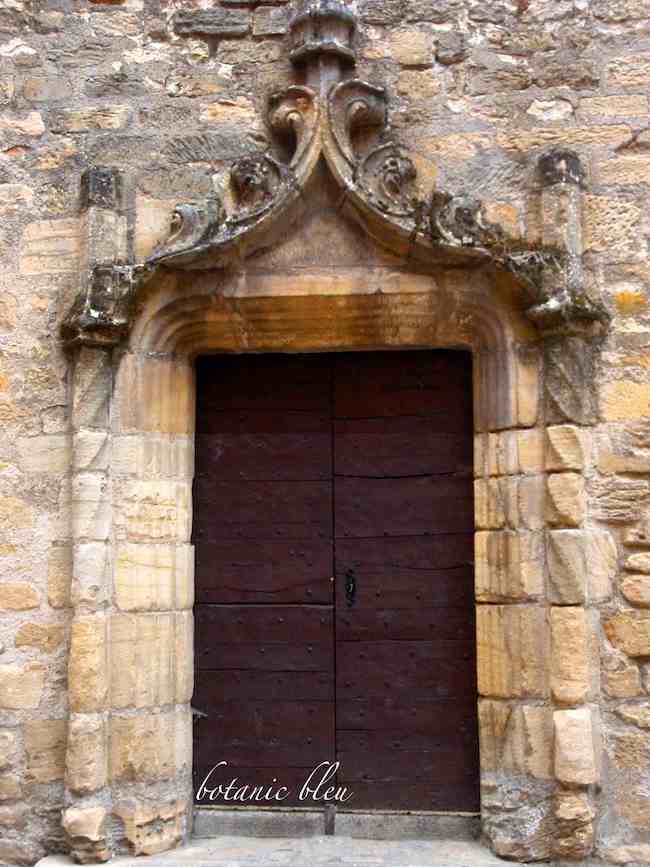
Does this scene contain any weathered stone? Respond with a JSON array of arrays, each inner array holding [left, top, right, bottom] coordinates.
[[165, 71, 227, 99], [0, 730, 17, 769], [479, 700, 552, 780], [605, 845, 650, 865], [0, 110, 44, 136], [553, 790, 594, 859], [498, 124, 631, 151], [603, 648, 642, 698], [114, 479, 192, 543], [546, 473, 585, 528], [390, 28, 431, 66], [477, 605, 547, 698], [73, 431, 109, 472], [114, 542, 193, 611], [584, 195, 641, 259], [581, 94, 649, 119], [72, 541, 110, 610], [109, 712, 175, 783], [546, 425, 586, 472], [605, 611, 650, 657], [66, 717, 107, 794], [200, 98, 257, 125], [25, 719, 67, 783], [435, 31, 465, 65], [253, 5, 290, 35], [0, 804, 28, 829], [585, 531, 615, 603], [48, 544, 72, 608], [15, 622, 65, 652], [0, 840, 44, 867], [475, 530, 543, 601], [0, 774, 21, 801], [554, 708, 598, 785], [0, 582, 40, 610], [113, 798, 187, 856], [72, 474, 110, 542], [621, 574, 650, 607], [545, 338, 597, 426], [0, 663, 45, 709], [19, 218, 81, 275], [598, 155, 650, 186], [615, 703, 650, 729], [547, 530, 586, 604], [173, 8, 250, 37], [23, 76, 72, 101], [607, 54, 650, 88], [609, 729, 650, 772], [593, 478, 650, 524], [396, 69, 440, 99], [625, 552, 650, 573], [50, 105, 131, 133], [17, 434, 71, 473], [110, 612, 175, 709], [62, 806, 109, 865], [551, 607, 590, 704], [69, 616, 108, 712]]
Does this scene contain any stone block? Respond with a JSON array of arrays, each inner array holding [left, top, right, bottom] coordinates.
[[545, 338, 597, 426], [62, 806, 109, 865], [602, 647, 642, 698], [114, 479, 192, 543], [587, 529, 617, 602], [553, 790, 594, 860], [73, 541, 111, 609], [584, 195, 641, 258], [48, 544, 72, 608], [19, 218, 81, 274], [175, 610, 194, 703], [17, 434, 71, 473], [73, 431, 109, 472], [173, 8, 250, 36], [551, 607, 590, 705], [110, 613, 175, 709], [72, 474, 110, 542], [134, 197, 176, 260], [66, 717, 107, 794], [0, 775, 21, 801], [0, 662, 45, 709], [515, 348, 540, 427], [516, 429, 544, 474], [114, 355, 194, 435], [554, 708, 598, 785], [200, 97, 257, 125], [605, 611, 650, 657], [621, 574, 650, 607], [546, 425, 586, 472], [497, 124, 631, 151], [113, 798, 187, 856], [513, 475, 545, 530], [607, 54, 650, 88], [50, 105, 131, 133], [546, 473, 585, 528], [23, 76, 72, 101], [112, 434, 194, 480], [109, 712, 175, 783], [598, 155, 650, 186], [73, 348, 112, 430], [0, 110, 44, 136], [25, 719, 67, 783], [478, 700, 552, 780], [0, 730, 17, 769], [476, 605, 547, 698], [114, 542, 193, 611], [390, 28, 431, 66], [69, 616, 108, 712], [0, 582, 40, 610], [547, 530, 586, 604], [397, 69, 441, 99], [605, 845, 650, 865], [581, 94, 648, 118], [625, 552, 650, 573], [475, 530, 544, 602], [616, 703, 650, 729], [253, 5, 290, 35], [15, 622, 65, 652], [474, 478, 506, 530], [0, 804, 27, 829]]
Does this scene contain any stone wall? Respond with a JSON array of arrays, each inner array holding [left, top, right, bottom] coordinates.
[[2, 0, 650, 864]]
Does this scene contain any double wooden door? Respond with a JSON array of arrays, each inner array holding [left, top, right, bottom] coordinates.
[[193, 351, 479, 811]]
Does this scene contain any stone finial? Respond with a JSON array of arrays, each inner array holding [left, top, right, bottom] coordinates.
[[289, 0, 357, 92], [538, 148, 585, 187]]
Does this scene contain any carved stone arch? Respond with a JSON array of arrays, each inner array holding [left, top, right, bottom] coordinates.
[[60, 0, 608, 862]]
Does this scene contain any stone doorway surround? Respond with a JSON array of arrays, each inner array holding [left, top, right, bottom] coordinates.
[[58, 0, 611, 862]]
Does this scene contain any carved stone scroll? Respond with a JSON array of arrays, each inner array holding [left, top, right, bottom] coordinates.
[[61, 0, 610, 350]]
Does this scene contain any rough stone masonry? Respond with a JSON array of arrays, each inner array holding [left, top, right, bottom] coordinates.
[[2, 0, 650, 865]]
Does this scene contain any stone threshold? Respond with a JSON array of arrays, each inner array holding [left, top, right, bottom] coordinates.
[[38, 835, 521, 867]]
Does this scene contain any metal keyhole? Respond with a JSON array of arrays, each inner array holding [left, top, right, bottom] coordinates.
[[345, 567, 357, 608]]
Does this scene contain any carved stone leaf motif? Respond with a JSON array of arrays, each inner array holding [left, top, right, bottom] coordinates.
[[148, 85, 320, 271], [61, 0, 611, 348]]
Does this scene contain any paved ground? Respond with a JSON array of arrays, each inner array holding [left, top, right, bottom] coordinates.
[[39, 836, 519, 867]]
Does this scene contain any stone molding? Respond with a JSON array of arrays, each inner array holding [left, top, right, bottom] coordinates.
[[60, 0, 609, 351]]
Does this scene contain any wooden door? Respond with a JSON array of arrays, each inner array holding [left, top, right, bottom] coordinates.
[[193, 351, 479, 812]]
